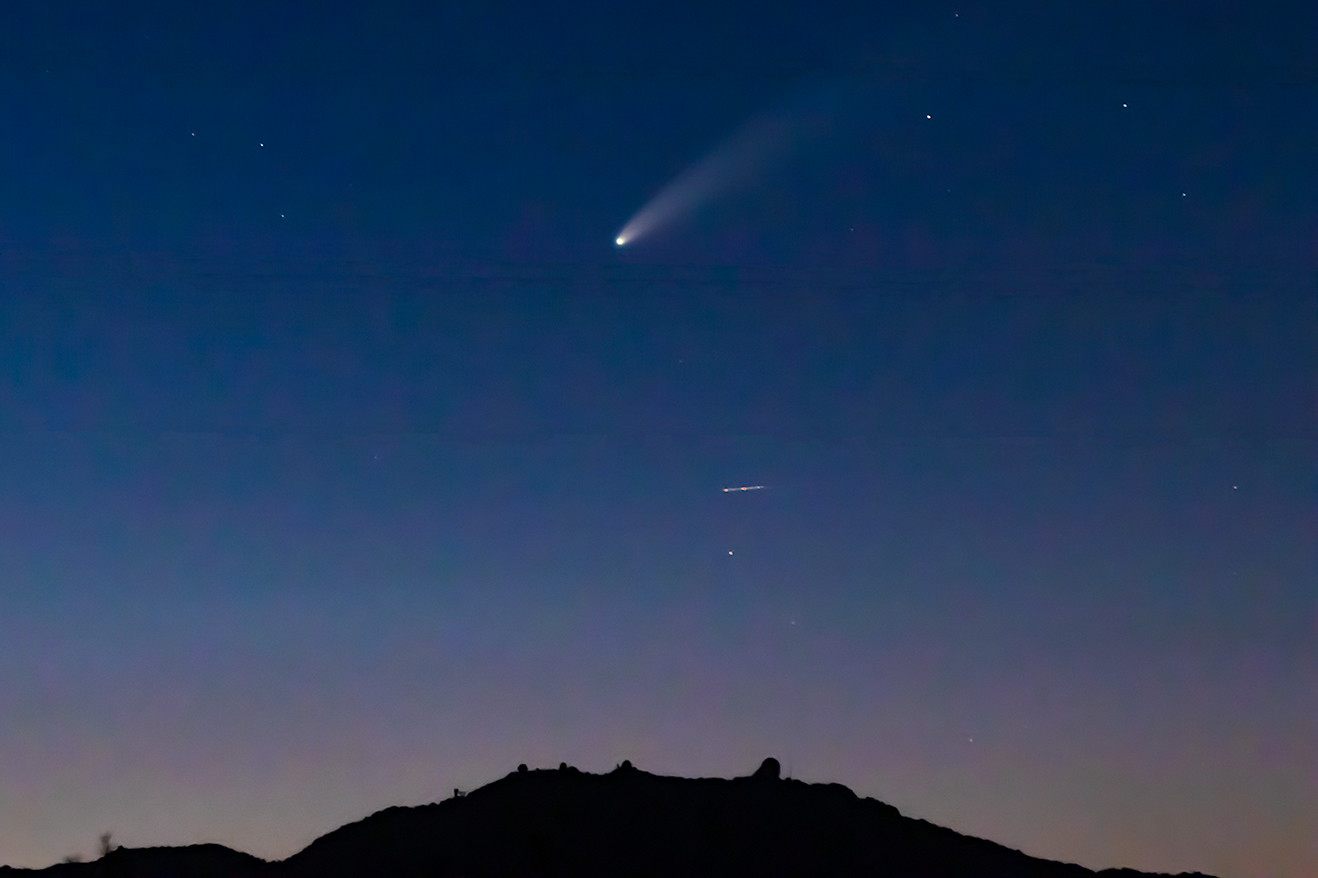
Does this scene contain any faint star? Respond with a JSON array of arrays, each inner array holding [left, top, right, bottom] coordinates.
[[1122, 103, 1128, 108], [926, 114, 932, 119], [728, 550, 734, 555]]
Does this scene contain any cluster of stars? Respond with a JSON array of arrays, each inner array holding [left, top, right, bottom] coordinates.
[[184, 129, 288, 219], [906, 99, 1191, 209]]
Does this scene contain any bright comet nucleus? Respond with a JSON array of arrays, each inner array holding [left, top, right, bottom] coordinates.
[[615, 236, 626, 246]]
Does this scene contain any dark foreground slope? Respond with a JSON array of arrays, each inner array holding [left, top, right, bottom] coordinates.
[[0, 844, 267, 877], [3, 759, 1216, 878]]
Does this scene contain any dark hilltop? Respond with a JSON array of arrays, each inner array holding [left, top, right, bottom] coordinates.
[[2, 759, 1217, 878]]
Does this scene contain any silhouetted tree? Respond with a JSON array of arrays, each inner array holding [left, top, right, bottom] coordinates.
[[99, 832, 117, 858]]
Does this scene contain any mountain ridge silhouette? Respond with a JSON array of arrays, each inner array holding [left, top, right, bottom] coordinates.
[[2, 759, 1218, 877]]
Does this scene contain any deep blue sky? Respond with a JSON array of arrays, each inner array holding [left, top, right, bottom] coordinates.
[[1, 2, 1314, 875]]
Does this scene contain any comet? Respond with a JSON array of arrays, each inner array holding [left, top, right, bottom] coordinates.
[[722, 485, 766, 492], [614, 81, 846, 247]]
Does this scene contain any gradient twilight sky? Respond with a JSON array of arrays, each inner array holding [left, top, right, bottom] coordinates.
[[1, 1, 1315, 875]]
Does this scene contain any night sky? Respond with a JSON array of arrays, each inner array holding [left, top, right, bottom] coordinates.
[[1, 2, 1314, 875]]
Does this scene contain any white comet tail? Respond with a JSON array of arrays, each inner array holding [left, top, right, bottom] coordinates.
[[612, 81, 846, 247]]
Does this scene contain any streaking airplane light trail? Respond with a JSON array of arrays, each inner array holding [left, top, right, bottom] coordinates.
[[722, 485, 766, 492]]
